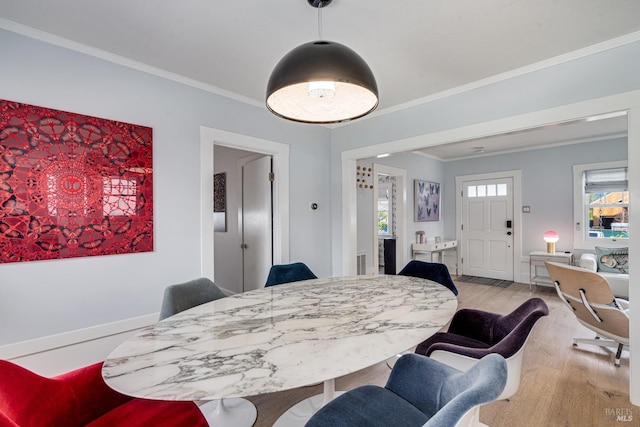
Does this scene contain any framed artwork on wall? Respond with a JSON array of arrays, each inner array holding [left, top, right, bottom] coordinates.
[[414, 179, 440, 222], [0, 98, 153, 264], [213, 172, 226, 232]]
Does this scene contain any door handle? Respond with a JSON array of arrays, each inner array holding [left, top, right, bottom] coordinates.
[[507, 231, 512, 236]]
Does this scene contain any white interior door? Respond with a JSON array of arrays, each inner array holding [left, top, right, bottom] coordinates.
[[242, 156, 273, 291], [461, 177, 514, 280]]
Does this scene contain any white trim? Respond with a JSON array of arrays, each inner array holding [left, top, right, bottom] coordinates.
[[455, 171, 522, 282], [4, 17, 639, 125], [200, 127, 290, 281], [572, 160, 628, 250], [372, 164, 408, 274], [0, 18, 262, 109], [342, 156, 358, 275], [339, 32, 640, 123], [0, 314, 157, 360], [627, 107, 639, 406]]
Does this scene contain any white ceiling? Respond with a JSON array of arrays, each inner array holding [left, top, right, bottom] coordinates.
[[0, 0, 637, 157]]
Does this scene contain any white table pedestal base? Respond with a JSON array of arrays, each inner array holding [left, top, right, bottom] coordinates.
[[273, 379, 344, 427], [199, 398, 257, 427]]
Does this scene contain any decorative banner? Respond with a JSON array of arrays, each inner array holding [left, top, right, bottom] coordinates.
[[0, 99, 153, 264]]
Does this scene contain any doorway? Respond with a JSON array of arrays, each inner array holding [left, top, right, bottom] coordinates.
[[200, 126, 290, 294], [372, 164, 407, 275], [455, 171, 521, 282]]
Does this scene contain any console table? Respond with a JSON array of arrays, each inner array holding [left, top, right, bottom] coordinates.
[[529, 251, 572, 291], [411, 240, 458, 275]]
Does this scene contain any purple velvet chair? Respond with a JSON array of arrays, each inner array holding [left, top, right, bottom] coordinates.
[[398, 260, 458, 296], [415, 297, 549, 400]]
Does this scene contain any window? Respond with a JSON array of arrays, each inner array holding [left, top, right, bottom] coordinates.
[[377, 184, 392, 236], [466, 183, 507, 198], [573, 161, 628, 248]]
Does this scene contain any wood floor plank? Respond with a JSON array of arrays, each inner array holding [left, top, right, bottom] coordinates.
[[246, 280, 639, 426]]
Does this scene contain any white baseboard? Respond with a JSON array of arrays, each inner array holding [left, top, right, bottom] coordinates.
[[0, 313, 158, 376]]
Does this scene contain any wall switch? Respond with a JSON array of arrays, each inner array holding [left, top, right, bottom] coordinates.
[[522, 206, 531, 213]]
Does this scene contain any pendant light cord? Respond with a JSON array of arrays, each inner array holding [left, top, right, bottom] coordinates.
[[317, 2, 323, 40]]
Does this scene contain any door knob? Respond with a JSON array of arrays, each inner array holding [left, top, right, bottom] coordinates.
[[507, 231, 512, 236], [241, 243, 248, 249]]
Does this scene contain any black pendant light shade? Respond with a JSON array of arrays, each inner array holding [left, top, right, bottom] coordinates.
[[266, 40, 379, 124]]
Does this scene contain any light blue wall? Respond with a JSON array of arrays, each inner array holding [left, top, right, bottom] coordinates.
[[443, 137, 628, 255], [330, 41, 640, 274], [0, 29, 332, 345]]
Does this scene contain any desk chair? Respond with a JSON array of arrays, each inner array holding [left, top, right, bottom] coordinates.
[[398, 260, 458, 296], [415, 298, 548, 400], [305, 353, 507, 427], [160, 277, 257, 425], [265, 262, 317, 287], [0, 360, 208, 427], [546, 261, 629, 367]]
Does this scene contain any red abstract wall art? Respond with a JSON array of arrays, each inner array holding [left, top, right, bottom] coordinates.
[[0, 99, 153, 264]]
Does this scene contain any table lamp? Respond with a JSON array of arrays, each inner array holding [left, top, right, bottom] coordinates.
[[543, 230, 559, 254]]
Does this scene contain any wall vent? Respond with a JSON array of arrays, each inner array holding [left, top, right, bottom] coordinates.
[[356, 252, 366, 275]]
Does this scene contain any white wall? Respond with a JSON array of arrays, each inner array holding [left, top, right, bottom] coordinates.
[[443, 137, 628, 255], [0, 29, 332, 359]]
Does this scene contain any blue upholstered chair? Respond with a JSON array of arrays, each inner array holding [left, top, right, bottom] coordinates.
[[415, 298, 549, 400], [159, 278, 257, 426], [265, 262, 317, 287], [305, 353, 507, 427], [159, 277, 227, 321], [398, 260, 458, 296]]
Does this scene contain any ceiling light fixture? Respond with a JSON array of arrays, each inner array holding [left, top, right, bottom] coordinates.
[[584, 111, 627, 122], [266, 0, 378, 124]]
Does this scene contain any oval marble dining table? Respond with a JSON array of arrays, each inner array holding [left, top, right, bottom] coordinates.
[[102, 274, 458, 426]]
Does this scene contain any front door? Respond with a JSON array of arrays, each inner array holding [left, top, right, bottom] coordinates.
[[461, 177, 514, 280], [242, 155, 273, 291]]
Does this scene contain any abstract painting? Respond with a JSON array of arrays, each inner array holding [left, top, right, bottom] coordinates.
[[213, 172, 226, 232], [0, 98, 153, 264], [415, 179, 440, 222]]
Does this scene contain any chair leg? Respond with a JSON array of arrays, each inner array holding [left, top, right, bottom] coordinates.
[[573, 338, 627, 367], [615, 343, 624, 368]]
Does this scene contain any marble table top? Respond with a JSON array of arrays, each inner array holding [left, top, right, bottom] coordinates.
[[102, 275, 457, 401]]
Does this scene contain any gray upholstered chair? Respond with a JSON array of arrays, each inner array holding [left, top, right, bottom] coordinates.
[[159, 277, 227, 320], [159, 278, 257, 426], [305, 353, 507, 427]]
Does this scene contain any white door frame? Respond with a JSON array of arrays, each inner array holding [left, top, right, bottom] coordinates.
[[455, 170, 522, 282], [341, 90, 640, 276], [372, 164, 407, 274], [200, 126, 290, 282]]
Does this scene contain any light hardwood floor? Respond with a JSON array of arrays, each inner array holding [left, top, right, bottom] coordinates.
[[245, 280, 638, 427]]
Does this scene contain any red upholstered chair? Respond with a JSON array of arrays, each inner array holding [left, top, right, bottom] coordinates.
[[0, 360, 209, 427]]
